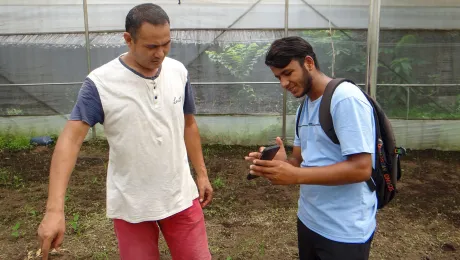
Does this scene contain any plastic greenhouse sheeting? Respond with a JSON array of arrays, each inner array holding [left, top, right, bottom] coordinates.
[[1, 0, 460, 35]]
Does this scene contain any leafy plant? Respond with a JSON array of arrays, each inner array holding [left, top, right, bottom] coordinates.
[[206, 43, 270, 79], [69, 213, 80, 234], [212, 177, 224, 189], [11, 222, 20, 238]]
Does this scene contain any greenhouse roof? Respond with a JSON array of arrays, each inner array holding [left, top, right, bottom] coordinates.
[[1, 0, 459, 35]]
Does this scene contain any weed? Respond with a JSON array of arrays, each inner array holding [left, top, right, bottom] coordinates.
[[259, 242, 266, 256], [92, 251, 109, 260], [0, 168, 24, 189], [11, 222, 20, 238], [213, 177, 225, 189], [0, 133, 32, 151], [69, 213, 80, 234]]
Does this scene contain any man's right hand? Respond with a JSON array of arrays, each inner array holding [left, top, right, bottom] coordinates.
[[38, 211, 66, 260], [245, 137, 288, 162]]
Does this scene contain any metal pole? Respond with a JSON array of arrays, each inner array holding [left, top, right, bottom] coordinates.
[[282, 0, 289, 142], [406, 87, 410, 119], [365, 0, 381, 99], [83, 0, 96, 139]]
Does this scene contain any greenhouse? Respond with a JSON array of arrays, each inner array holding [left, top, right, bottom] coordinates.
[[1, 1, 460, 260], [1, 0, 459, 150]]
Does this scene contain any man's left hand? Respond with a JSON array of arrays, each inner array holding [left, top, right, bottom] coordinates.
[[250, 159, 299, 185], [197, 176, 213, 208]]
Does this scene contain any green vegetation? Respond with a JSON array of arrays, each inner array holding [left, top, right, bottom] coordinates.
[[205, 30, 460, 120]]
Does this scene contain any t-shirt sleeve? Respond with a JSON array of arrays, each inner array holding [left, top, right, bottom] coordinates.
[[183, 78, 196, 114], [69, 77, 104, 126], [331, 95, 375, 157]]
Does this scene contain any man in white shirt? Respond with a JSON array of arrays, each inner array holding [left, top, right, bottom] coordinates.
[[37, 3, 213, 260]]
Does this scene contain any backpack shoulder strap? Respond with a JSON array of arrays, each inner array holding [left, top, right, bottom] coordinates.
[[295, 98, 306, 139], [319, 78, 354, 144]]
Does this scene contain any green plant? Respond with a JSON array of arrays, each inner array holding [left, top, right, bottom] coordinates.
[[259, 242, 266, 256], [0, 168, 24, 189], [206, 43, 271, 106], [212, 177, 224, 189], [69, 213, 80, 234], [12, 175, 24, 189], [92, 251, 109, 260], [0, 132, 32, 151], [6, 108, 23, 116], [206, 43, 270, 79], [11, 222, 20, 238]]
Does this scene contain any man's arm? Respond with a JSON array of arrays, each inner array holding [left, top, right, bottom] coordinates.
[[184, 114, 208, 178], [38, 78, 104, 259], [46, 121, 90, 212], [251, 90, 374, 186], [183, 79, 213, 207], [293, 153, 371, 185], [287, 146, 302, 167]]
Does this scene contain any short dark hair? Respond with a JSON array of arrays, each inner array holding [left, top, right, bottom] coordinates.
[[265, 36, 320, 70], [125, 3, 170, 40]]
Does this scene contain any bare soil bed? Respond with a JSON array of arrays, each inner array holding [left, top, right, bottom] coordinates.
[[1, 141, 459, 260]]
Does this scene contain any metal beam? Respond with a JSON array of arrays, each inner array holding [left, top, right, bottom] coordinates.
[[2, 82, 460, 87], [82, 0, 96, 139], [282, 0, 289, 142], [365, 0, 381, 98]]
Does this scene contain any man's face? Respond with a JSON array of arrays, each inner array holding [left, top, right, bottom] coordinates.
[[125, 22, 171, 70], [270, 59, 312, 98]]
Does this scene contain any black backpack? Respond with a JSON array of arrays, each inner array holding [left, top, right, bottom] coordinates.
[[295, 78, 406, 209]]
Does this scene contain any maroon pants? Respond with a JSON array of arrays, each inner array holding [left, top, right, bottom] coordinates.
[[113, 199, 211, 260]]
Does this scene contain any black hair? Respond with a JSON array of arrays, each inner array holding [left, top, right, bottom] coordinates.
[[265, 36, 320, 70], [125, 3, 170, 41]]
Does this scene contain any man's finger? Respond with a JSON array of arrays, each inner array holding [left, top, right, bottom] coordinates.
[[250, 164, 276, 175], [253, 159, 277, 167], [51, 231, 64, 251], [199, 187, 205, 203], [275, 136, 284, 148], [248, 152, 261, 158], [41, 237, 52, 260], [201, 189, 213, 208], [258, 146, 265, 153]]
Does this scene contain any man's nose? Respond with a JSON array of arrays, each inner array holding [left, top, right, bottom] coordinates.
[[280, 78, 289, 88]]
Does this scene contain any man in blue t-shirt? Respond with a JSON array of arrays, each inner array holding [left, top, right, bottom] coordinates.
[[245, 36, 377, 260]]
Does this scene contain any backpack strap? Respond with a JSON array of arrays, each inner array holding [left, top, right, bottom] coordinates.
[[318, 78, 377, 192], [295, 98, 306, 139], [318, 78, 353, 145]]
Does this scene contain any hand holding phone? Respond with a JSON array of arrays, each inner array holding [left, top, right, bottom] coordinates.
[[247, 145, 280, 180]]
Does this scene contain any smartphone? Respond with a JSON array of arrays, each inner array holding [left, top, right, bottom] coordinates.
[[247, 145, 281, 180]]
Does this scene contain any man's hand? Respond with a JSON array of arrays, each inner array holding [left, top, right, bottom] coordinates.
[[197, 176, 213, 208], [37, 211, 66, 260], [245, 137, 287, 163], [249, 159, 299, 185]]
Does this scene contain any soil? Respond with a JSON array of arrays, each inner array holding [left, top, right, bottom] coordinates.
[[0, 141, 459, 260]]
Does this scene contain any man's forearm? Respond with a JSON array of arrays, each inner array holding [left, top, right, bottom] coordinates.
[[184, 123, 208, 178], [286, 156, 301, 167], [294, 159, 371, 186], [46, 136, 82, 212]]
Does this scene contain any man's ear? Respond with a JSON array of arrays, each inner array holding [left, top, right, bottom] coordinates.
[[304, 56, 315, 71], [123, 32, 133, 47]]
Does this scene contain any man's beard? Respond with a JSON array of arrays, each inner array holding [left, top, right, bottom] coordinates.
[[297, 67, 313, 98]]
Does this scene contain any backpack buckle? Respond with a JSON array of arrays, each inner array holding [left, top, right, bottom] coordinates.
[[395, 147, 406, 156]]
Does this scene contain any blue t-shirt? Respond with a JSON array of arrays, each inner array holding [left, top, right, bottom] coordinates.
[[294, 81, 377, 243]]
